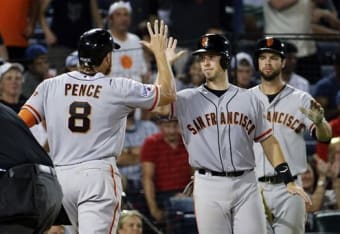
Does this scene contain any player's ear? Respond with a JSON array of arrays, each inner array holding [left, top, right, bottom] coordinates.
[[281, 58, 286, 69], [104, 52, 112, 66]]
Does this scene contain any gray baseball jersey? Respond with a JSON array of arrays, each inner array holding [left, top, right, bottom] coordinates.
[[250, 84, 315, 177], [171, 84, 272, 171], [23, 71, 160, 166]]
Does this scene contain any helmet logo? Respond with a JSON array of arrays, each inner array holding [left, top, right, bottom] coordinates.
[[266, 37, 274, 47], [201, 36, 208, 48]]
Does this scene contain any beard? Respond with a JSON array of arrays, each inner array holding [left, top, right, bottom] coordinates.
[[260, 68, 281, 81]]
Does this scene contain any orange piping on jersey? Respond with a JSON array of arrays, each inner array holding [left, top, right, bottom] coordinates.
[[148, 85, 160, 111], [309, 123, 316, 135], [22, 104, 42, 123], [18, 109, 38, 128], [109, 165, 120, 234], [254, 128, 272, 142]]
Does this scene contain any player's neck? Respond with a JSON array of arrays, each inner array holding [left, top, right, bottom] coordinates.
[[260, 78, 285, 95], [206, 72, 229, 90], [110, 29, 127, 41]]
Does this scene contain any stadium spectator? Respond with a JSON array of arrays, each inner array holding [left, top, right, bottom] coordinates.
[[22, 44, 50, 98], [118, 110, 159, 205], [316, 90, 340, 161], [64, 50, 79, 72], [176, 56, 205, 91], [0, 0, 39, 62], [107, 1, 149, 83], [282, 42, 311, 93], [39, 0, 103, 74], [230, 52, 258, 89], [0, 62, 26, 113], [263, 0, 322, 84], [141, 116, 191, 228], [117, 210, 143, 234], [313, 51, 340, 120]]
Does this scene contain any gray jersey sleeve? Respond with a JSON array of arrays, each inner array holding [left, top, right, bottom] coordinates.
[[111, 78, 160, 111], [252, 94, 272, 142]]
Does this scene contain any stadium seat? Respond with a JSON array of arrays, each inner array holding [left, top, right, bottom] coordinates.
[[312, 210, 340, 233], [166, 197, 198, 234]]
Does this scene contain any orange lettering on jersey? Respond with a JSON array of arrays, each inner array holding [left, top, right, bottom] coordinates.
[[278, 112, 284, 124], [187, 124, 197, 135], [188, 112, 255, 136], [286, 115, 294, 127], [65, 83, 102, 98], [94, 85, 102, 98], [272, 111, 278, 123], [79, 84, 87, 96], [205, 113, 211, 126], [220, 112, 226, 125], [197, 116, 206, 129], [295, 123, 305, 133], [234, 112, 239, 124], [86, 85, 95, 96], [211, 113, 217, 125], [65, 83, 72, 95], [72, 84, 79, 96], [227, 112, 233, 124]]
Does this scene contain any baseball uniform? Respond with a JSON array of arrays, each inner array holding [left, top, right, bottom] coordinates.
[[251, 84, 315, 234], [170, 84, 272, 234], [22, 70, 160, 234]]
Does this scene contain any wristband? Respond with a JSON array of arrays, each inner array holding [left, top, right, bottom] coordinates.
[[274, 162, 294, 185]]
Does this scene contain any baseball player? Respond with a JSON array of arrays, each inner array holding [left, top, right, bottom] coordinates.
[[18, 20, 176, 234], [165, 34, 311, 234], [250, 37, 332, 234]]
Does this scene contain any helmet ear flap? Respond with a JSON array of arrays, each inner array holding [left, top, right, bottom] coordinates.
[[220, 53, 231, 70]]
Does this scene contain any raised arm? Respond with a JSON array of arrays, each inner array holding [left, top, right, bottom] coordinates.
[[140, 20, 176, 106]]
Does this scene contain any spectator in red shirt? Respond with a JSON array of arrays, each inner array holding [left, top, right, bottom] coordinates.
[[316, 90, 340, 161], [141, 116, 192, 226]]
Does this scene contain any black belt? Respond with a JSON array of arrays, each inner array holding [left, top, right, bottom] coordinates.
[[258, 175, 297, 184], [4, 164, 57, 178], [198, 169, 252, 177]]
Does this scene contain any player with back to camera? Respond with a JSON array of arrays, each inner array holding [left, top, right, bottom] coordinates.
[[18, 20, 177, 234]]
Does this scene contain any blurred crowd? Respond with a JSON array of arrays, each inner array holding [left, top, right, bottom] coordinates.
[[0, 0, 340, 233]]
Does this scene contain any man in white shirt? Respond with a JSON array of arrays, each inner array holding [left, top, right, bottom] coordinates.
[[107, 1, 148, 83]]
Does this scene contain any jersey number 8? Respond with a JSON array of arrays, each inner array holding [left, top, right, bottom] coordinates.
[[68, 101, 91, 133]]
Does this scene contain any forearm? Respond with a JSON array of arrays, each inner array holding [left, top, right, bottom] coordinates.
[[309, 176, 327, 212], [117, 150, 139, 166], [39, 0, 52, 33], [261, 136, 286, 168], [90, 0, 103, 28], [315, 120, 332, 142], [142, 178, 159, 212], [154, 52, 176, 106]]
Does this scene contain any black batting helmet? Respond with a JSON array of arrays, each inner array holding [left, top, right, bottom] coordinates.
[[254, 37, 285, 70], [78, 28, 120, 67], [192, 34, 231, 70]]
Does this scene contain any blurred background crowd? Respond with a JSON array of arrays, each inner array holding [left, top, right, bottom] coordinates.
[[0, 0, 340, 233]]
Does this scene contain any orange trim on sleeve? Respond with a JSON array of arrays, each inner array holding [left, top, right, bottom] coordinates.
[[254, 128, 272, 142], [148, 85, 160, 111], [18, 109, 38, 128], [23, 104, 42, 122]]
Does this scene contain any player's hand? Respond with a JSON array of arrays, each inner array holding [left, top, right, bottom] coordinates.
[[299, 99, 324, 125], [286, 182, 312, 205], [140, 20, 168, 58], [165, 37, 187, 65]]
